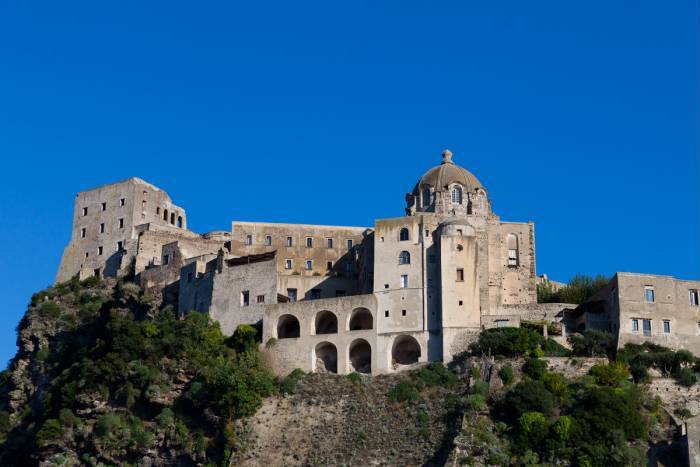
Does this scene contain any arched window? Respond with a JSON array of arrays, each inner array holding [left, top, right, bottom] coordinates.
[[177, 216, 183, 228], [451, 186, 462, 204], [349, 339, 371, 374], [399, 228, 410, 242], [277, 314, 300, 339], [163, 209, 169, 221], [422, 187, 431, 207], [314, 342, 337, 373], [507, 234, 519, 267], [170, 212, 176, 225], [349, 308, 373, 331], [314, 310, 338, 334], [398, 251, 411, 265], [392, 335, 421, 366]]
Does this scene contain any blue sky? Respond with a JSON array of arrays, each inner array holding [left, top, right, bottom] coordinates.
[[0, 1, 697, 367]]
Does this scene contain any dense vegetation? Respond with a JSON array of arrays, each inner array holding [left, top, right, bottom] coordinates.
[[0, 276, 277, 465], [537, 273, 609, 304]]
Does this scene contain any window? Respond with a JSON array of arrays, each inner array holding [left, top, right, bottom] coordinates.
[[401, 309, 407, 316], [327, 238, 333, 248], [100, 223, 105, 234], [451, 186, 462, 204], [241, 291, 250, 307], [256, 294, 265, 304], [119, 198, 125, 207], [287, 288, 297, 302], [400, 274, 408, 288], [456, 268, 464, 282], [399, 228, 410, 241], [265, 235, 272, 246], [163, 209, 168, 221], [335, 290, 346, 297], [170, 213, 175, 225], [690, 289, 699, 306], [345, 262, 353, 272], [428, 254, 435, 264], [425, 229, 429, 237], [496, 319, 510, 328], [644, 286, 655, 303], [631, 319, 639, 332], [422, 187, 431, 207], [384, 284, 389, 289], [663, 320, 671, 334], [245, 234, 252, 245], [458, 300, 463, 306], [156, 207, 160, 215], [177, 216, 183, 228], [311, 289, 321, 299], [427, 278, 433, 288], [385, 310, 389, 317], [286, 236, 293, 247], [85, 252, 89, 258], [306, 260, 313, 270], [347, 239, 353, 249], [117, 241, 123, 251], [507, 234, 519, 267], [101, 202, 107, 211], [98, 246, 103, 256], [398, 251, 411, 265], [643, 319, 652, 336], [326, 261, 333, 271], [80, 227, 86, 238], [119, 218, 124, 229], [82, 207, 88, 216], [306, 237, 313, 248], [163, 254, 170, 265], [285, 259, 292, 270], [187, 272, 193, 283]]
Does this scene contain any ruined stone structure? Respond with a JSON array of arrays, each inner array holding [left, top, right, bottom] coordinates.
[[572, 272, 700, 355], [56, 151, 700, 374]]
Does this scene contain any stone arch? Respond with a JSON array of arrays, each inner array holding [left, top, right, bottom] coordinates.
[[163, 208, 169, 221], [349, 339, 371, 374], [399, 227, 410, 241], [314, 342, 337, 374], [277, 314, 300, 339], [348, 308, 373, 331], [314, 310, 337, 334], [392, 335, 421, 365]]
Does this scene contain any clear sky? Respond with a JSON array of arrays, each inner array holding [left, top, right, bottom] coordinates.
[[0, 1, 697, 367]]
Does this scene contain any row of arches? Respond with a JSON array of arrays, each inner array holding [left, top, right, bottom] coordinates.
[[312, 334, 422, 374], [276, 308, 374, 339]]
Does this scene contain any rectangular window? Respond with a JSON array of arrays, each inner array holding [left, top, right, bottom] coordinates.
[[80, 227, 86, 238], [306, 260, 313, 270], [101, 202, 107, 211], [327, 238, 333, 248], [644, 286, 655, 303], [643, 319, 652, 336], [117, 241, 123, 251], [306, 237, 313, 248], [287, 288, 297, 302], [456, 268, 464, 282], [326, 261, 333, 271], [163, 254, 170, 265], [120, 198, 125, 207], [401, 309, 407, 316], [241, 290, 250, 307], [335, 290, 346, 297], [98, 246, 103, 256], [311, 289, 321, 299], [385, 310, 389, 317], [256, 294, 265, 304], [427, 278, 433, 288], [508, 249, 518, 266], [663, 320, 671, 334], [82, 207, 88, 216], [347, 239, 353, 250], [245, 234, 252, 245], [156, 207, 160, 215], [690, 289, 699, 307], [496, 319, 510, 328], [425, 229, 429, 237], [119, 218, 124, 229], [265, 235, 272, 246], [286, 236, 293, 247], [631, 319, 639, 332], [100, 223, 105, 234], [85, 252, 89, 258], [285, 259, 292, 270], [345, 262, 353, 272], [401, 274, 408, 288]]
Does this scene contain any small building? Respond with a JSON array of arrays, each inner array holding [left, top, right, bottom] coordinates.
[[572, 272, 700, 355]]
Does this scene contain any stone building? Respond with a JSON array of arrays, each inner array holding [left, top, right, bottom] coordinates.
[[55, 150, 698, 375], [572, 272, 700, 355]]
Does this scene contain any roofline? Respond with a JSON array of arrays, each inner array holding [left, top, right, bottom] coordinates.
[[231, 220, 371, 231], [76, 177, 165, 195], [616, 272, 700, 283]]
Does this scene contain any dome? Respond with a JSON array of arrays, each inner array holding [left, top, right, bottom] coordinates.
[[413, 150, 483, 194]]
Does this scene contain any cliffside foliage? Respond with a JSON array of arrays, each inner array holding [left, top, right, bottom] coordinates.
[[537, 273, 609, 304], [0, 276, 275, 466]]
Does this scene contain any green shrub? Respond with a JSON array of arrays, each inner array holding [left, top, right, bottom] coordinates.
[[229, 324, 259, 352], [469, 366, 481, 380], [542, 372, 567, 397], [469, 327, 545, 358], [542, 338, 572, 357], [464, 394, 487, 412], [36, 346, 50, 362], [38, 301, 62, 319], [538, 274, 609, 304], [279, 368, 305, 395], [589, 362, 630, 387], [36, 419, 64, 446], [412, 363, 457, 388], [347, 372, 362, 384], [569, 330, 614, 357], [494, 380, 555, 422], [522, 358, 548, 380], [386, 379, 421, 404], [470, 380, 490, 398], [59, 408, 80, 428], [0, 410, 10, 436], [498, 366, 514, 386], [677, 368, 698, 387]]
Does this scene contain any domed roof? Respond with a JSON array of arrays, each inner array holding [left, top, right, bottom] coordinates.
[[414, 150, 483, 193]]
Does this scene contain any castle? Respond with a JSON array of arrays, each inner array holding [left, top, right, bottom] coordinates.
[[56, 150, 700, 374]]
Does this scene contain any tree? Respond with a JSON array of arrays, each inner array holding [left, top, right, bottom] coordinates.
[[569, 330, 614, 357]]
